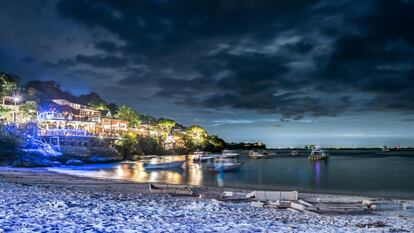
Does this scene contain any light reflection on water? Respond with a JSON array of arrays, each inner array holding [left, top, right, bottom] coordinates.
[[51, 152, 414, 198]]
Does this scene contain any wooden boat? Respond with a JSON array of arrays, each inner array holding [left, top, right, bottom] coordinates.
[[192, 151, 217, 162], [221, 150, 240, 158], [148, 183, 193, 195], [248, 150, 275, 159], [143, 160, 184, 170], [207, 158, 243, 172], [308, 148, 329, 161]]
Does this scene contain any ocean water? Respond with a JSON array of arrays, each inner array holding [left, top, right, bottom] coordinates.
[[53, 150, 414, 198]]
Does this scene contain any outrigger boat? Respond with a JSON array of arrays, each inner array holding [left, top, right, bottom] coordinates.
[[143, 160, 184, 170], [308, 148, 329, 161], [248, 150, 275, 159]]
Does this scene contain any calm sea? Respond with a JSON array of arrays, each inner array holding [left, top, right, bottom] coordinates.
[[51, 150, 414, 198]]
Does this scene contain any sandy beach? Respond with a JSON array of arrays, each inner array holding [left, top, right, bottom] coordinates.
[[0, 167, 413, 232]]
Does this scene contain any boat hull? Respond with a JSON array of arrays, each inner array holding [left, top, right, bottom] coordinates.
[[143, 161, 184, 170], [208, 162, 243, 172], [308, 155, 329, 161]]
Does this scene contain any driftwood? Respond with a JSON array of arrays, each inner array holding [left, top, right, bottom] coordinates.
[[148, 183, 193, 196]]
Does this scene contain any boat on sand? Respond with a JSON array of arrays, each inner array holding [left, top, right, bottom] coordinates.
[[148, 183, 193, 195]]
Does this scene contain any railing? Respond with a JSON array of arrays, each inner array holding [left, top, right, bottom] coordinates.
[[39, 129, 121, 139], [39, 129, 94, 137], [37, 112, 100, 123]]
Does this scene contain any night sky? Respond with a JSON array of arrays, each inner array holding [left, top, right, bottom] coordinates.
[[1, 0, 414, 147]]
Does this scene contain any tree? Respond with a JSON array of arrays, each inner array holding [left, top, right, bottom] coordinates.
[[0, 72, 20, 100], [115, 105, 141, 127], [140, 114, 156, 124], [0, 124, 22, 162], [19, 102, 37, 121], [89, 102, 109, 111], [205, 135, 225, 151], [184, 125, 208, 150], [115, 132, 141, 160], [0, 106, 11, 120], [157, 118, 176, 140]]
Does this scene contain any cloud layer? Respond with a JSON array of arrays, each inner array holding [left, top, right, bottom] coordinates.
[[1, 0, 414, 123]]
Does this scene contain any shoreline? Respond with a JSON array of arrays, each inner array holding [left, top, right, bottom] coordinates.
[[48, 164, 414, 201], [1, 166, 413, 202], [1, 166, 413, 232]]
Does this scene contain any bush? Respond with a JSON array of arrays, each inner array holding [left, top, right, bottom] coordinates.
[[0, 124, 22, 162]]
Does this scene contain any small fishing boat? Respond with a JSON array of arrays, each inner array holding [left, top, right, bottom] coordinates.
[[192, 151, 216, 162], [221, 150, 239, 158], [207, 158, 243, 172], [148, 183, 193, 195], [143, 160, 184, 170], [248, 150, 275, 159], [308, 148, 329, 161], [291, 150, 299, 156]]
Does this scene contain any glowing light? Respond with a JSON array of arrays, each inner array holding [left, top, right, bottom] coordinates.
[[13, 95, 21, 104]]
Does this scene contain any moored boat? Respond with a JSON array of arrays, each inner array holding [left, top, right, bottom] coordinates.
[[308, 148, 329, 161], [248, 150, 275, 159], [192, 151, 217, 162], [207, 158, 243, 172], [143, 160, 184, 170], [221, 150, 239, 158], [291, 150, 299, 156]]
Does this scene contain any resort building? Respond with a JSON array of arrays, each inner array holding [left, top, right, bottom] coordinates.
[[36, 99, 130, 139], [37, 98, 101, 137], [99, 115, 128, 137]]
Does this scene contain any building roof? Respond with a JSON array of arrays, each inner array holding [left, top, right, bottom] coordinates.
[[39, 101, 80, 115]]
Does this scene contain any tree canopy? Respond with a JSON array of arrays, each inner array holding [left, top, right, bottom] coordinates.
[[0, 72, 20, 99], [115, 105, 141, 127], [184, 125, 208, 150]]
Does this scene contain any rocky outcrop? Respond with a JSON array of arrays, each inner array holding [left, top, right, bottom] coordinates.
[[12, 152, 62, 167], [59, 146, 123, 163], [65, 159, 86, 166]]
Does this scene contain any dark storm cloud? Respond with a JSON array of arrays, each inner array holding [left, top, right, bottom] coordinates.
[[43, 58, 76, 70], [94, 41, 118, 53], [75, 54, 129, 68], [49, 0, 414, 118], [316, 0, 414, 112], [57, 0, 315, 55]]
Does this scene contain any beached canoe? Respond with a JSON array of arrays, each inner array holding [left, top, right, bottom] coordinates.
[[148, 183, 193, 195]]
